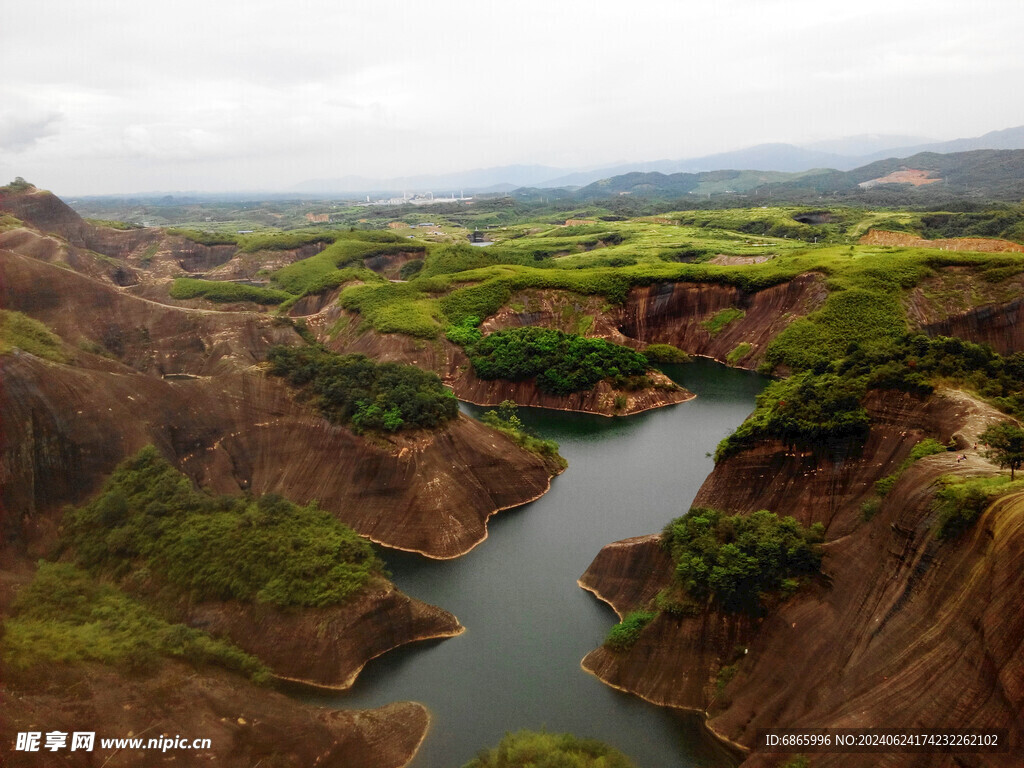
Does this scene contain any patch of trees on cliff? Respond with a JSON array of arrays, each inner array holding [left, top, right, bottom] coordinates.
[[661, 508, 825, 615], [719, 334, 1024, 460], [267, 344, 458, 432], [63, 447, 384, 608], [464, 326, 653, 395], [2, 562, 268, 682]]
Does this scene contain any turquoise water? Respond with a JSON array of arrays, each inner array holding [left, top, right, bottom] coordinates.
[[312, 360, 767, 767]]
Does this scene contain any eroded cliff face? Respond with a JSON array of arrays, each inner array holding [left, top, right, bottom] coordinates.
[[618, 275, 828, 369], [186, 578, 463, 689], [477, 279, 828, 372], [1, 350, 556, 560], [580, 390, 1024, 767], [305, 302, 693, 416], [1, 661, 429, 768]]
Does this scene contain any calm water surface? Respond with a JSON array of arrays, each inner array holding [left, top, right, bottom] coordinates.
[[312, 360, 767, 767]]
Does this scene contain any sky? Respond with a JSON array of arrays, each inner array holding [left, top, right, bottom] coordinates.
[[3, 0, 1023, 195]]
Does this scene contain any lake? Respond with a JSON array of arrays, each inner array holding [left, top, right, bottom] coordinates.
[[311, 359, 768, 767]]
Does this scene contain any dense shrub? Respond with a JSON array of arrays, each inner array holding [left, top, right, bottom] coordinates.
[[266, 344, 458, 431], [723, 334, 1024, 461], [642, 343, 690, 363], [932, 475, 1024, 540], [467, 327, 650, 395], [399, 258, 424, 280], [63, 447, 382, 608], [717, 372, 869, 460], [661, 508, 824, 613], [464, 730, 636, 768], [2, 562, 268, 681], [604, 611, 656, 652]]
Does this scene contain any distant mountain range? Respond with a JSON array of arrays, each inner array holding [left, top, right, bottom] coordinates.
[[562, 148, 1024, 203], [292, 125, 1024, 196]]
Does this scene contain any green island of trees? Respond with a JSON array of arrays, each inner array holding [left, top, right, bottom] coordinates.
[[266, 344, 459, 432], [63, 446, 383, 608], [660, 508, 825, 614], [465, 326, 653, 395]]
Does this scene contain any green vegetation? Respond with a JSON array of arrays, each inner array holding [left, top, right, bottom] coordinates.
[[480, 401, 566, 469], [63, 447, 383, 608], [604, 610, 656, 652], [84, 218, 138, 230], [720, 334, 1024, 461], [169, 277, 291, 305], [717, 372, 869, 460], [642, 343, 689, 363], [702, 307, 745, 335], [874, 438, 948, 496], [1, 176, 34, 193], [0, 310, 65, 362], [464, 730, 636, 768], [399, 258, 424, 280], [165, 227, 239, 246], [2, 562, 268, 681], [340, 280, 444, 338], [933, 475, 1024, 540], [979, 421, 1024, 480], [466, 327, 651, 395], [270, 233, 416, 294], [237, 229, 339, 253], [727, 342, 752, 365], [661, 508, 824, 614], [266, 344, 458, 431]]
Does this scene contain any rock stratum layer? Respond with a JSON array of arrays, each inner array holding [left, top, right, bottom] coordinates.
[[581, 389, 1024, 767], [0, 241, 558, 559], [1, 661, 428, 768]]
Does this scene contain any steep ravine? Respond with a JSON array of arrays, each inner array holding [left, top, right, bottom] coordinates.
[[580, 389, 1024, 767]]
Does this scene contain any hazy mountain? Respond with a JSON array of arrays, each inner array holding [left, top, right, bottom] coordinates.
[[292, 164, 566, 195], [799, 133, 934, 157], [288, 126, 1024, 197], [851, 125, 1024, 165]]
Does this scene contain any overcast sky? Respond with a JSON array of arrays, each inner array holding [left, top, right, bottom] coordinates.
[[3, 0, 1023, 195]]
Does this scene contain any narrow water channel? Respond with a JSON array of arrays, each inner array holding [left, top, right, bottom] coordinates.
[[313, 360, 768, 767]]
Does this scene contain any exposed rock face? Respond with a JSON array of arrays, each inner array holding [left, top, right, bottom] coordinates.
[[363, 250, 423, 279], [1, 352, 556, 560], [1, 662, 429, 768], [617, 275, 827, 369], [312, 303, 693, 416], [187, 578, 463, 689], [1, 216, 559, 559], [580, 390, 1024, 766]]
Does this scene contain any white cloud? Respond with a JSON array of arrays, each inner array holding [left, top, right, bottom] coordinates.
[[3, 0, 1023, 193]]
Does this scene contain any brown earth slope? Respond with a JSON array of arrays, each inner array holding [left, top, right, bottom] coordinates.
[[580, 389, 1024, 767], [1, 661, 429, 768]]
